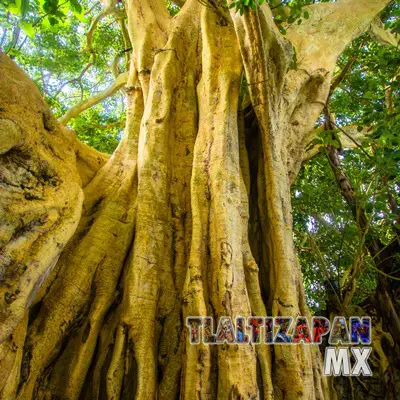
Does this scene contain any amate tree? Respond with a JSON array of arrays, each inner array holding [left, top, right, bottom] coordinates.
[[0, 0, 398, 398]]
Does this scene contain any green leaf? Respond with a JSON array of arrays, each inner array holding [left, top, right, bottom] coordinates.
[[9, 0, 25, 15], [20, 0, 30, 17], [229, 2, 236, 8], [41, 16, 51, 29], [311, 138, 323, 145], [49, 16, 59, 27], [54, 10, 66, 19], [69, 0, 82, 14], [19, 21, 35, 38], [7, 0, 21, 15], [304, 10, 310, 19]]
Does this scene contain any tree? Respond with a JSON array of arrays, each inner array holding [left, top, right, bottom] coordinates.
[[0, 0, 398, 399]]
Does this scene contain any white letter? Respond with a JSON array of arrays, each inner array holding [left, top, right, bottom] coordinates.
[[324, 347, 350, 376], [351, 347, 372, 376]]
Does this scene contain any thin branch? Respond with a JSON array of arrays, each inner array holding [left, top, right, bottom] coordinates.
[[385, 66, 400, 114], [330, 37, 367, 94], [86, 6, 115, 54], [330, 56, 357, 94], [118, 17, 131, 71], [85, 2, 100, 16], [331, 121, 373, 160], [6, 24, 20, 53], [32, 0, 69, 27], [0, 26, 8, 49], [308, 234, 344, 310], [53, 61, 94, 98], [111, 48, 132, 78], [59, 72, 128, 125], [303, 124, 374, 163], [17, 34, 28, 51], [270, 1, 286, 11]]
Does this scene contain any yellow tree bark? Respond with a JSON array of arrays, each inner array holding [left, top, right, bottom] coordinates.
[[0, 0, 393, 398]]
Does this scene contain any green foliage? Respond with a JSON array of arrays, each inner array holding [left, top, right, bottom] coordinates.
[[293, 140, 399, 312], [229, 0, 265, 15], [293, 159, 354, 311], [2, 0, 86, 33], [0, 0, 126, 153], [293, 8, 400, 311], [166, 0, 180, 16], [69, 103, 124, 153], [228, 0, 314, 33], [307, 129, 341, 149]]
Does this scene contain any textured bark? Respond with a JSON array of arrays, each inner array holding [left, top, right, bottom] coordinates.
[[0, 0, 394, 399]]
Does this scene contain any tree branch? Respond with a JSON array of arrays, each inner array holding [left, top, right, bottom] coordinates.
[[282, 0, 393, 180], [86, 0, 123, 54], [303, 124, 374, 163], [385, 66, 400, 114], [330, 36, 367, 94], [286, 0, 393, 73], [54, 61, 94, 98], [330, 55, 358, 94], [59, 72, 128, 125], [369, 16, 399, 47], [118, 17, 131, 72]]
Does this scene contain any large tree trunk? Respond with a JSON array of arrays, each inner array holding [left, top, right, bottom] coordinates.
[[0, 0, 392, 398]]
